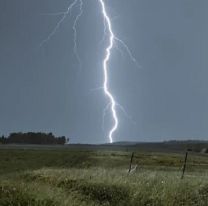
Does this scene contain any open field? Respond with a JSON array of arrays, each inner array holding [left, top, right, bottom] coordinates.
[[0, 145, 208, 205]]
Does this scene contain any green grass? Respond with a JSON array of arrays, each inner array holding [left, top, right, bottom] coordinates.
[[0, 146, 208, 205]]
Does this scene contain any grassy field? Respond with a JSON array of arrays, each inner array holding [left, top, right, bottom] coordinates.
[[0, 145, 208, 205]]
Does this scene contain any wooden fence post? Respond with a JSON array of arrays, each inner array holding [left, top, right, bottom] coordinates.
[[181, 151, 188, 179], [128, 152, 134, 173]]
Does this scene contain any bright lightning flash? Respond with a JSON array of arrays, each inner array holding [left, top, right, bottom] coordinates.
[[98, 0, 118, 144], [40, 0, 138, 144]]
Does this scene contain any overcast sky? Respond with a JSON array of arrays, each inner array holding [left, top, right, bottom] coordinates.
[[0, 0, 208, 143]]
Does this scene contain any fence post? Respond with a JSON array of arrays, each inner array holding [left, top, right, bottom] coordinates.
[[181, 151, 188, 179], [128, 152, 134, 173]]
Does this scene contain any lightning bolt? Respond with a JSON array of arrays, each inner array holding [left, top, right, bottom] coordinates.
[[40, 0, 138, 144], [98, 0, 118, 144], [98, 0, 139, 143]]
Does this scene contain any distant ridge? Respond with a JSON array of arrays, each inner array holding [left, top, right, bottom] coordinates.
[[107, 141, 138, 146], [1, 139, 208, 153], [102, 140, 208, 153]]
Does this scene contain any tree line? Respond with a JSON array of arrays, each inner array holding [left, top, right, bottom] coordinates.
[[0, 132, 68, 145]]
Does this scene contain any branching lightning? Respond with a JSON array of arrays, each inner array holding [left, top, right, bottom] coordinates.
[[72, 0, 83, 68], [40, 0, 83, 68], [40, 0, 138, 143]]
